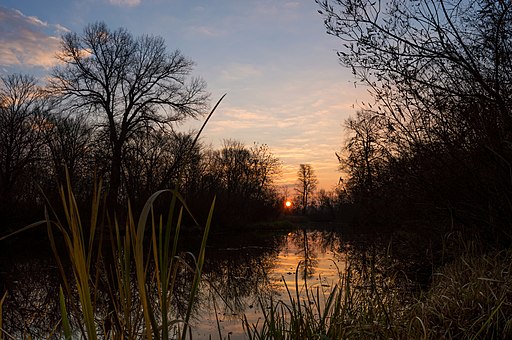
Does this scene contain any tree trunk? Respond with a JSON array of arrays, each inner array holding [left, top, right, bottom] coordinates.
[[108, 144, 123, 214]]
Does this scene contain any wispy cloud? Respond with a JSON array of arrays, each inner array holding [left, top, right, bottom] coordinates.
[[0, 7, 65, 68], [107, 0, 141, 7], [220, 63, 262, 81], [203, 69, 357, 189], [191, 96, 343, 189], [189, 25, 225, 38]]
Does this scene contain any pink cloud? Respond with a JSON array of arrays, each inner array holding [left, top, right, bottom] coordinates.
[[0, 7, 65, 68]]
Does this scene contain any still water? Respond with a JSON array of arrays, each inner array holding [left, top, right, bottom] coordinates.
[[193, 229, 346, 338], [0, 228, 346, 339]]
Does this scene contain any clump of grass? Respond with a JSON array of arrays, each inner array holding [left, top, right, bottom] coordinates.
[[45, 174, 214, 339], [243, 243, 512, 339], [411, 249, 512, 339], [243, 259, 410, 339], [0, 95, 225, 339]]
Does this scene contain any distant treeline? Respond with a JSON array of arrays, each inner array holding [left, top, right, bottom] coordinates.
[[0, 23, 283, 231], [0, 77, 281, 228]]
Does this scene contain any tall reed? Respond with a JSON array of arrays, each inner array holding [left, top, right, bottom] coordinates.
[[45, 174, 214, 339], [0, 94, 225, 339], [243, 240, 512, 339], [0, 291, 6, 340], [243, 259, 407, 339]]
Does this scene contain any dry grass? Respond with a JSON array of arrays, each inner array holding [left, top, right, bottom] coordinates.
[[244, 243, 512, 339], [412, 249, 512, 339]]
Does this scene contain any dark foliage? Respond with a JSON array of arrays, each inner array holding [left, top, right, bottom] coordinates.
[[318, 0, 512, 245], [0, 24, 283, 235]]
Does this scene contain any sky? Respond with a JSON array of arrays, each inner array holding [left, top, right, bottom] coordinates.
[[0, 0, 368, 191]]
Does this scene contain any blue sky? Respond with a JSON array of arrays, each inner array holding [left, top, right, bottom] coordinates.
[[0, 0, 367, 190]]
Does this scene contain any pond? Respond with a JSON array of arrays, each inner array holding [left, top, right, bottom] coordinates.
[[192, 228, 346, 338], [0, 227, 349, 339]]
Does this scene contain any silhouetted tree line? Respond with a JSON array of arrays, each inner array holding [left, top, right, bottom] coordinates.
[[318, 0, 512, 244], [0, 22, 282, 232]]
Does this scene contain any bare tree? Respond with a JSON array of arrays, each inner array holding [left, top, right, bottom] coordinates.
[[317, 0, 512, 151], [0, 74, 45, 211], [44, 110, 94, 185], [295, 164, 318, 214], [216, 139, 253, 199], [340, 110, 389, 199], [49, 22, 209, 208], [194, 140, 282, 225], [317, 0, 512, 233], [249, 143, 282, 201], [213, 140, 281, 201], [123, 129, 198, 207]]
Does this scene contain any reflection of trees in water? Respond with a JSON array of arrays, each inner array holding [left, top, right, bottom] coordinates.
[[0, 231, 291, 336], [339, 234, 418, 307], [199, 232, 288, 316], [2, 258, 61, 339], [0, 229, 356, 337], [298, 229, 318, 280], [0, 246, 199, 338], [202, 249, 279, 314], [287, 229, 343, 280]]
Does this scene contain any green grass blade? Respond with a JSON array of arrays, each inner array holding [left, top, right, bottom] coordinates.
[[181, 196, 215, 339], [0, 291, 7, 340], [59, 286, 72, 340], [0, 220, 46, 242]]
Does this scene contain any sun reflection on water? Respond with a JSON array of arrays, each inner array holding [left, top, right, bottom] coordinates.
[[192, 229, 345, 339], [1, 229, 345, 339]]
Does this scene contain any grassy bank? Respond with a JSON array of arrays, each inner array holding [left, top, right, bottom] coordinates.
[[244, 245, 512, 339], [2, 182, 511, 339]]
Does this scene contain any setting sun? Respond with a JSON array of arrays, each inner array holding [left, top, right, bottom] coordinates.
[[284, 200, 292, 208]]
